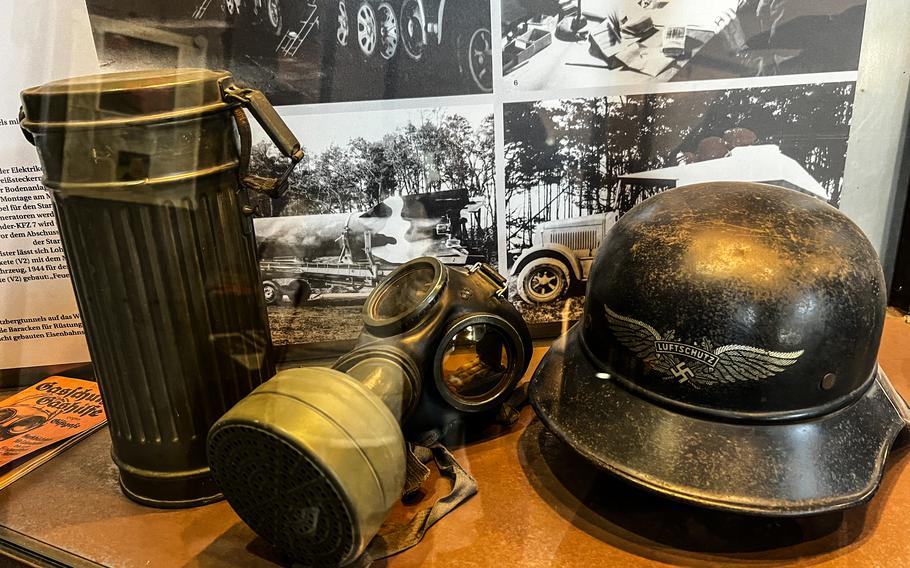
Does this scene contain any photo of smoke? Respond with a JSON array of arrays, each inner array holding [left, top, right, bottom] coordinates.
[[247, 105, 497, 345], [504, 81, 856, 325], [502, 0, 866, 93], [85, 0, 493, 104]]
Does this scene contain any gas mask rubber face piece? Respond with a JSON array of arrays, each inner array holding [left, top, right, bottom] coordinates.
[[333, 256, 533, 435], [207, 258, 532, 566]]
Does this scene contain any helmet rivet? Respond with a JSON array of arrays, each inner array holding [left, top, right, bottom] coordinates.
[[821, 373, 837, 390]]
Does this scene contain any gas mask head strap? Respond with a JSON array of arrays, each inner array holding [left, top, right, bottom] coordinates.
[[356, 434, 477, 566]]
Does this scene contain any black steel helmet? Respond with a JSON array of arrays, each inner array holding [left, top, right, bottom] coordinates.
[[530, 181, 909, 515]]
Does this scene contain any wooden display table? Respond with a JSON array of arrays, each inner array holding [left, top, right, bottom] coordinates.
[[1, 313, 909, 567]]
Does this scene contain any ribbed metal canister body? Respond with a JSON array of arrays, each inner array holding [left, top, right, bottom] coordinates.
[[20, 70, 274, 507]]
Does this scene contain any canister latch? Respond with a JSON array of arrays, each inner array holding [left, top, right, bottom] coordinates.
[[222, 83, 304, 198]]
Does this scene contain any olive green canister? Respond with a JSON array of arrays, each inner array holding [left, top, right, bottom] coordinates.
[[19, 69, 303, 508]]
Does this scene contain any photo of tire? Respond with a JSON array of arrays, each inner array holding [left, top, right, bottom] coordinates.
[[327, 0, 491, 92], [234, 0, 290, 36], [516, 257, 571, 304], [399, 0, 426, 61], [465, 26, 493, 93], [335, 0, 350, 45], [262, 279, 313, 306], [222, 0, 242, 22], [355, 1, 377, 57], [262, 281, 282, 306], [258, 0, 285, 35], [289, 279, 313, 305], [452, 19, 493, 93], [376, 2, 400, 60]]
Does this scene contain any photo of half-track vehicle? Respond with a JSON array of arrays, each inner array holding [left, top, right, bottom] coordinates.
[[218, 0, 493, 92], [256, 189, 489, 306]]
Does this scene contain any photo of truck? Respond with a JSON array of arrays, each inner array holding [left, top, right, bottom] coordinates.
[[509, 213, 615, 304], [508, 144, 836, 305]]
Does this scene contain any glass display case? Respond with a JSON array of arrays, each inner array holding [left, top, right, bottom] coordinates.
[[0, 0, 908, 566]]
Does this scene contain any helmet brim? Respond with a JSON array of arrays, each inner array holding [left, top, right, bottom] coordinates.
[[529, 324, 909, 516]]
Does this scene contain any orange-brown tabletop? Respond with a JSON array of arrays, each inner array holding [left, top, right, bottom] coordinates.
[[1, 313, 909, 567]]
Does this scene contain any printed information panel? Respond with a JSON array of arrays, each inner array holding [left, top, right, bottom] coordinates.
[[0, 1, 98, 369]]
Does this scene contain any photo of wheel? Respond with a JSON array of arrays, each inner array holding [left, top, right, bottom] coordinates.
[[357, 1, 378, 56], [290, 279, 313, 306], [223, 0, 242, 18], [264, 0, 284, 35], [399, 0, 426, 61], [466, 26, 492, 92], [248, 0, 287, 35], [87, 0, 497, 103], [263, 281, 283, 305], [376, 2, 399, 60], [336, 0, 350, 46], [516, 257, 570, 304]]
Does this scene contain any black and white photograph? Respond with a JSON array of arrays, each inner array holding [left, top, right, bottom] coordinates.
[[504, 81, 856, 324], [502, 0, 866, 93], [247, 105, 497, 344], [85, 0, 493, 104]]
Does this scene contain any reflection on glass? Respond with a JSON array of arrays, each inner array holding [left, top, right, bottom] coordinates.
[[345, 358, 410, 420], [440, 324, 511, 399], [371, 265, 436, 320]]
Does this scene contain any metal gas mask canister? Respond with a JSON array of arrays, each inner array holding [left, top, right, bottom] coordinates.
[[20, 69, 303, 508], [207, 258, 532, 566], [335, 256, 533, 434]]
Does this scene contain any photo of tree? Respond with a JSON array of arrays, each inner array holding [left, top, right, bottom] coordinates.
[[246, 105, 497, 345], [504, 81, 856, 324]]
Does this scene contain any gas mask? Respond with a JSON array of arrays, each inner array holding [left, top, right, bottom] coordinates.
[[207, 257, 532, 566], [334, 256, 533, 436], [0, 399, 54, 440]]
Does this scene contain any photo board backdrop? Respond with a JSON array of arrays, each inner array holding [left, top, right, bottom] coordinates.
[[2, 0, 904, 369], [79, 0, 875, 347]]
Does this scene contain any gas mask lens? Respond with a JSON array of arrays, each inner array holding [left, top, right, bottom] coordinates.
[[8, 416, 45, 435], [435, 316, 525, 411], [373, 265, 435, 318], [441, 324, 510, 397], [365, 259, 446, 333], [0, 408, 47, 440]]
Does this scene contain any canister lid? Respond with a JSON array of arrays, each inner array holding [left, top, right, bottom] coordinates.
[[20, 68, 234, 128]]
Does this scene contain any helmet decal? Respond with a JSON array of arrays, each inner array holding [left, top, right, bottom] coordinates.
[[604, 305, 804, 387]]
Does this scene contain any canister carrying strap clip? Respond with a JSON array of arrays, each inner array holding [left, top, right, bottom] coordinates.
[[221, 83, 304, 198], [467, 262, 509, 298]]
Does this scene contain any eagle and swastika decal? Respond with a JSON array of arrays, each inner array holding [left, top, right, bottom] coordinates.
[[603, 305, 804, 387]]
